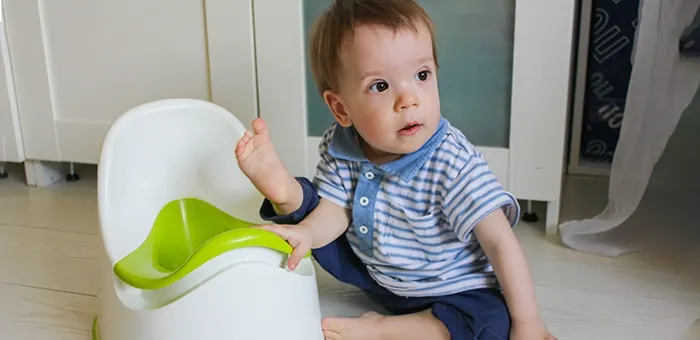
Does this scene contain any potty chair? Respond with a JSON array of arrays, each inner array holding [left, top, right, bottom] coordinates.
[[93, 99, 323, 340]]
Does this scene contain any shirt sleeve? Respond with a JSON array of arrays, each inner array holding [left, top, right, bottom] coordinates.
[[442, 153, 520, 243], [259, 177, 320, 224], [311, 128, 352, 209]]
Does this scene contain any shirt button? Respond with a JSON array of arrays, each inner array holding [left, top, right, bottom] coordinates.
[[365, 171, 375, 180], [358, 225, 369, 234], [359, 197, 369, 206]]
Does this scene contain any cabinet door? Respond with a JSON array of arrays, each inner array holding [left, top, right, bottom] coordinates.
[[0, 23, 23, 163], [0, 59, 24, 163], [3, 0, 258, 164], [254, 0, 575, 202]]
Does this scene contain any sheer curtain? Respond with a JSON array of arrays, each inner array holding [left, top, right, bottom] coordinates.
[[560, 0, 700, 257]]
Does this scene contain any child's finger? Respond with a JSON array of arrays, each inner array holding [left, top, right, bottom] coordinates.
[[254, 225, 309, 271], [287, 242, 310, 271]]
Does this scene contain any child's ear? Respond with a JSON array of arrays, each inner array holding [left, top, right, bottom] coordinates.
[[323, 90, 352, 127]]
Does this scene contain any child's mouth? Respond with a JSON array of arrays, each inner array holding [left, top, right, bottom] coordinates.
[[399, 123, 422, 136]]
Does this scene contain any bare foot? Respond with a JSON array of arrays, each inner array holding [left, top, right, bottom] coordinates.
[[235, 118, 301, 213], [321, 312, 384, 340], [321, 311, 449, 340]]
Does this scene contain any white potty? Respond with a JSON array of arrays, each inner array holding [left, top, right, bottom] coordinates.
[[93, 99, 324, 340]]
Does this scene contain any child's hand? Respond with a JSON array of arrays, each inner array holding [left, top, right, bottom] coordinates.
[[255, 224, 314, 271]]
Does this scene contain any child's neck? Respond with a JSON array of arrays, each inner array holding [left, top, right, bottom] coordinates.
[[358, 137, 403, 165]]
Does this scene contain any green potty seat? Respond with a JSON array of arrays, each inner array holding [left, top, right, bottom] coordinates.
[[113, 198, 310, 290]]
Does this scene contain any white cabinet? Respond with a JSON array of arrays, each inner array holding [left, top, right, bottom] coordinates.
[[1, 0, 576, 232], [2, 0, 258, 164], [0, 23, 23, 165]]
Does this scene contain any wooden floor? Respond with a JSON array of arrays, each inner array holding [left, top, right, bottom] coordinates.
[[1, 164, 699, 340]]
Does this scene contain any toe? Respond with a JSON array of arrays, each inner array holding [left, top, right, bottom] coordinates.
[[234, 138, 251, 158], [322, 318, 341, 339], [323, 330, 340, 340], [323, 317, 350, 334], [242, 130, 252, 142], [234, 142, 245, 157], [322, 317, 337, 331], [253, 118, 268, 134], [235, 132, 250, 148]]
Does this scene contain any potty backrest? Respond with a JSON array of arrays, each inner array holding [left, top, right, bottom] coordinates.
[[97, 99, 265, 266]]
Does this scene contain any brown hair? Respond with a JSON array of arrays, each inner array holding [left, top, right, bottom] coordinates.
[[308, 0, 438, 95]]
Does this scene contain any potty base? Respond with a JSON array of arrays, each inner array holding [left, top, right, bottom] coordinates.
[[94, 253, 323, 340]]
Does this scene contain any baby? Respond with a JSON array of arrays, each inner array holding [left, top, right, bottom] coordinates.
[[236, 1, 555, 339]]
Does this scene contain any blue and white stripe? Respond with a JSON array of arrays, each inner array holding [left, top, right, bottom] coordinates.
[[312, 119, 520, 297]]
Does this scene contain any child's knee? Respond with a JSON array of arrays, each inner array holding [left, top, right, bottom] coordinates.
[[431, 301, 510, 340]]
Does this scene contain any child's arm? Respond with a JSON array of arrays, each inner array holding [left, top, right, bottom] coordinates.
[[259, 177, 320, 225], [258, 198, 350, 270], [442, 154, 549, 339], [299, 198, 351, 248], [259, 131, 352, 270], [258, 127, 346, 227], [472, 211, 547, 334], [257, 176, 349, 270]]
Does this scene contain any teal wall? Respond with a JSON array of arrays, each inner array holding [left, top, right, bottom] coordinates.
[[303, 0, 515, 148]]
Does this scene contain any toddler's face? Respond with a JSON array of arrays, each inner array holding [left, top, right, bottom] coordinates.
[[323, 22, 441, 164]]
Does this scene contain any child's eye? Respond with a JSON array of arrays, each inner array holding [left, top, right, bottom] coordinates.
[[416, 70, 431, 81], [369, 81, 389, 93]]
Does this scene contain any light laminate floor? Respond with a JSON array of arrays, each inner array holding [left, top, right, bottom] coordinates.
[[0, 164, 698, 340]]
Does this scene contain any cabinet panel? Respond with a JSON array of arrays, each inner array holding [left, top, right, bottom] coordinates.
[[4, 0, 212, 163], [205, 0, 259, 130], [0, 104, 21, 163], [42, 1, 210, 123], [0, 24, 23, 163]]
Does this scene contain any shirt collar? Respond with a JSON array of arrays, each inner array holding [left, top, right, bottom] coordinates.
[[327, 117, 448, 182]]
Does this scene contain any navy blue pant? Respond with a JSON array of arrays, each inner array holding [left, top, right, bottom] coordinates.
[[259, 177, 511, 340]]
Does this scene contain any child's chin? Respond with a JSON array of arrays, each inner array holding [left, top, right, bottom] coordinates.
[[390, 142, 424, 155]]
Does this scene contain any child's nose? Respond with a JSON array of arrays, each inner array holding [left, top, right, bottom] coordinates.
[[394, 91, 419, 112]]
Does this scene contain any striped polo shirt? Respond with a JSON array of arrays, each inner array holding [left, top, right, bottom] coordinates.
[[312, 117, 520, 297]]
